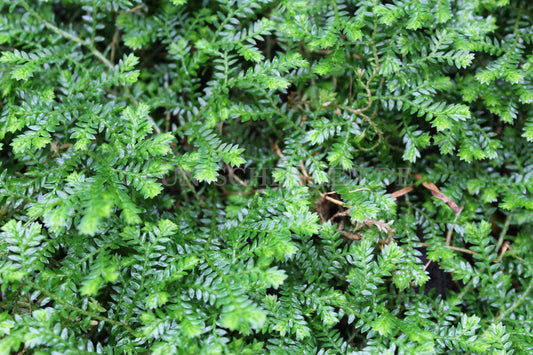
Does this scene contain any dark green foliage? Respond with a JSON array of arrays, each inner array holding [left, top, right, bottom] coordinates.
[[1, 0, 533, 353]]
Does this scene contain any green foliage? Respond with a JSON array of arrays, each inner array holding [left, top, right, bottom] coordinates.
[[1, 0, 533, 353]]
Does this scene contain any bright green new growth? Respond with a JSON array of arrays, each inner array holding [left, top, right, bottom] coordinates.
[[1, 0, 533, 353]]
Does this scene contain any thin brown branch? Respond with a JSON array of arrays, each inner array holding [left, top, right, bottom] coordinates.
[[329, 207, 352, 222], [495, 214, 512, 253], [298, 160, 312, 184], [494, 241, 524, 263], [446, 206, 463, 246], [423, 260, 431, 271], [391, 185, 414, 198], [225, 163, 248, 187], [324, 195, 347, 206], [420, 242, 478, 255], [109, 27, 120, 64], [340, 230, 362, 240], [273, 141, 285, 158]]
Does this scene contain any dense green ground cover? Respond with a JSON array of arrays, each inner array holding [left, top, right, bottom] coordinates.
[[1, 0, 533, 353]]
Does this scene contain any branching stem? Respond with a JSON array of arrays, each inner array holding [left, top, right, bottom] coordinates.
[[26, 279, 139, 336]]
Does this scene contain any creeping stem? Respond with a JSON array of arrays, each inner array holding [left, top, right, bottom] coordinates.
[[19, 1, 162, 134]]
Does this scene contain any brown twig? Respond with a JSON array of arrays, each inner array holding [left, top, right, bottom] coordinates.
[[390, 185, 414, 198], [329, 207, 352, 222], [0, 203, 9, 218], [273, 141, 285, 158], [423, 260, 431, 271], [340, 230, 362, 240], [348, 187, 371, 193], [445, 206, 463, 246], [298, 160, 312, 185], [495, 214, 512, 253], [225, 163, 247, 187], [300, 114, 308, 127], [420, 242, 478, 255], [494, 241, 524, 263], [354, 219, 395, 242], [109, 27, 120, 64], [324, 195, 347, 207], [126, 4, 146, 13], [413, 173, 462, 214]]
